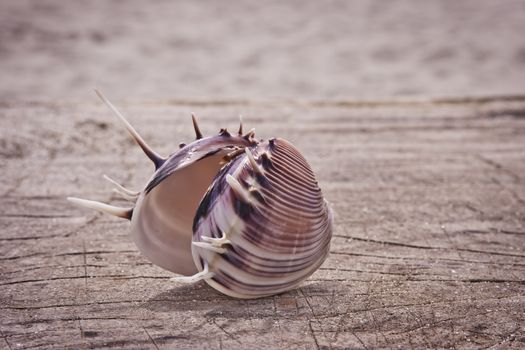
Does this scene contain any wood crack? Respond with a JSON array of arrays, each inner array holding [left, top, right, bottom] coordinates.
[[332, 235, 525, 258]]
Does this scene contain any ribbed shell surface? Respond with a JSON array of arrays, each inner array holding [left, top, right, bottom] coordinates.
[[192, 138, 332, 299]]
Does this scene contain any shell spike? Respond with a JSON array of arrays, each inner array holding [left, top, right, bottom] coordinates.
[[192, 241, 227, 254], [238, 115, 243, 135], [67, 196, 133, 220], [243, 128, 255, 140], [94, 89, 165, 169], [191, 113, 203, 139], [103, 174, 139, 197], [202, 233, 231, 246], [111, 189, 139, 202], [171, 263, 214, 284], [245, 148, 263, 175], [220, 148, 245, 165], [226, 174, 252, 203]]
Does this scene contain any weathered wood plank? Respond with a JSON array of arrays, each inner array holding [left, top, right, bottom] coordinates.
[[1, 98, 524, 349]]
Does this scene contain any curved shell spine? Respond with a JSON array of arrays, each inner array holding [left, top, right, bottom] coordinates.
[[192, 138, 332, 298]]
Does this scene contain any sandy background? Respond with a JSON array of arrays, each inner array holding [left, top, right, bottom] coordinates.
[[1, 0, 525, 102]]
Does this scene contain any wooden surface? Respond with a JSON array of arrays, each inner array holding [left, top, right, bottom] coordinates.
[[1, 97, 525, 349]]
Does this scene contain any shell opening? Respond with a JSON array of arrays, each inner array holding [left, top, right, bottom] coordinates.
[[131, 151, 232, 276]]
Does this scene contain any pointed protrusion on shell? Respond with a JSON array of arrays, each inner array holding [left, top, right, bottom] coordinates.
[[111, 189, 138, 202], [191, 113, 203, 140], [219, 128, 231, 137], [268, 138, 277, 151], [171, 263, 214, 283], [179, 142, 186, 149], [245, 148, 263, 175], [226, 174, 252, 204], [220, 148, 244, 165], [192, 241, 227, 254], [94, 90, 166, 170], [67, 197, 133, 220], [103, 174, 139, 197], [238, 115, 243, 135], [260, 152, 273, 170], [243, 128, 255, 141], [202, 232, 231, 247]]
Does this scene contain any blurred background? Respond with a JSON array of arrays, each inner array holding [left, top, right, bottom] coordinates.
[[1, 0, 524, 102]]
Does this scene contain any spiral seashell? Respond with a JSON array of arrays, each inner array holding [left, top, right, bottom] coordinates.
[[68, 91, 333, 299]]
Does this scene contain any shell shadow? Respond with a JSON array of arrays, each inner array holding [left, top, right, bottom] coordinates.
[[142, 282, 227, 313], [142, 280, 332, 319]]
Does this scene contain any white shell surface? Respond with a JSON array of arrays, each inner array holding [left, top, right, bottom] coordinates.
[[192, 138, 333, 299], [131, 152, 226, 276], [130, 134, 254, 276]]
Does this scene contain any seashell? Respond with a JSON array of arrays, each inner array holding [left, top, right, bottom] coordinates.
[[68, 91, 333, 299]]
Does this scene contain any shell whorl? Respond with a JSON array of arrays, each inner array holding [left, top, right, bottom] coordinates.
[[192, 138, 332, 299]]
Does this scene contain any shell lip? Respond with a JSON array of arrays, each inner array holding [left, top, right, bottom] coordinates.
[[145, 134, 257, 194]]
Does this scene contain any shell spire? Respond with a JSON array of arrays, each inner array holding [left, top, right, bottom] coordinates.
[[94, 89, 166, 170]]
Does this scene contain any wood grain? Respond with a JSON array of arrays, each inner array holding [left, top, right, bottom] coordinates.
[[1, 97, 524, 349]]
